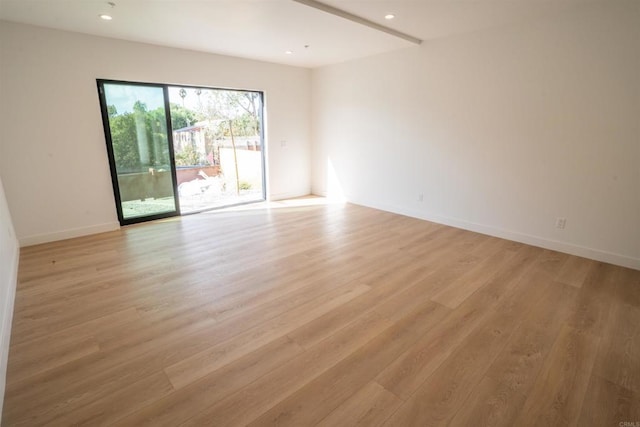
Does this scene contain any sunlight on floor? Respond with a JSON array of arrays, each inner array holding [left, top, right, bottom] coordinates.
[[147, 196, 344, 227], [193, 195, 343, 217]]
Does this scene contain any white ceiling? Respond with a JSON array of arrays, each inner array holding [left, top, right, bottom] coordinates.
[[0, 0, 593, 68]]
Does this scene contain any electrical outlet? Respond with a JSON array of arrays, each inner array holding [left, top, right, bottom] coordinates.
[[555, 217, 567, 229], [418, 193, 424, 202], [280, 140, 287, 147]]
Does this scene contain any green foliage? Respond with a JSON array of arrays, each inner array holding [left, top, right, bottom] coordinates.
[[106, 90, 261, 173], [202, 91, 261, 137], [107, 105, 118, 117], [170, 103, 201, 130], [107, 102, 171, 173], [108, 108, 140, 172], [175, 144, 202, 166], [239, 181, 252, 190]]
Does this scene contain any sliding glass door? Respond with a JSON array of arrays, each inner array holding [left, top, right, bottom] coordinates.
[[168, 86, 265, 213], [98, 79, 266, 225], [97, 81, 179, 224]]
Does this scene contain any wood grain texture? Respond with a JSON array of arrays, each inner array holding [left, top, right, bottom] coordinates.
[[2, 199, 638, 426], [316, 381, 402, 427], [592, 300, 640, 393], [247, 300, 450, 427], [578, 375, 639, 427], [381, 269, 557, 426], [449, 277, 577, 426], [375, 245, 541, 400], [513, 324, 601, 426]]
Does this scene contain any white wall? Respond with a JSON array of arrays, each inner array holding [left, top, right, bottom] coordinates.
[[0, 22, 311, 246], [312, 2, 640, 269], [0, 174, 19, 420]]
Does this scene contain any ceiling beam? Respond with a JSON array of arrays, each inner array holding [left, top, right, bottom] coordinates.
[[292, 0, 422, 45]]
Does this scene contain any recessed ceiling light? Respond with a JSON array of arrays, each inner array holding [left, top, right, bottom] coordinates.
[[285, 50, 293, 55], [384, 14, 395, 20], [100, 2, 115, 21]]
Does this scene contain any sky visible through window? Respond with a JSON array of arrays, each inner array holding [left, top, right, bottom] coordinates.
[[104, 84, 164, 114], [104, 84, 259, 122]]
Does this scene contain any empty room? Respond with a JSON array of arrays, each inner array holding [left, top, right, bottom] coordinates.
[[0, 0, 639, 425]]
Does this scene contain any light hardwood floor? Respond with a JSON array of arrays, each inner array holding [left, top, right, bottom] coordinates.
[[2, 199, 639, 426]]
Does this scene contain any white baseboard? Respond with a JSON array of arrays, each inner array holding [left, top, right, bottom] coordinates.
[[0, 237, 19, 420], [268, 190, 312, 201], [19, 222, 120, 247], [348, 197, 640, 271]]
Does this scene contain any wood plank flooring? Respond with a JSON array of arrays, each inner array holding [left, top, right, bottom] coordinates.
[[2, 199, 639, 426]]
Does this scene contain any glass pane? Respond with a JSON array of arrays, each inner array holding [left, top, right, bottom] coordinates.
[[102, 83, 177, 220], [168, 87, 265, 213]]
